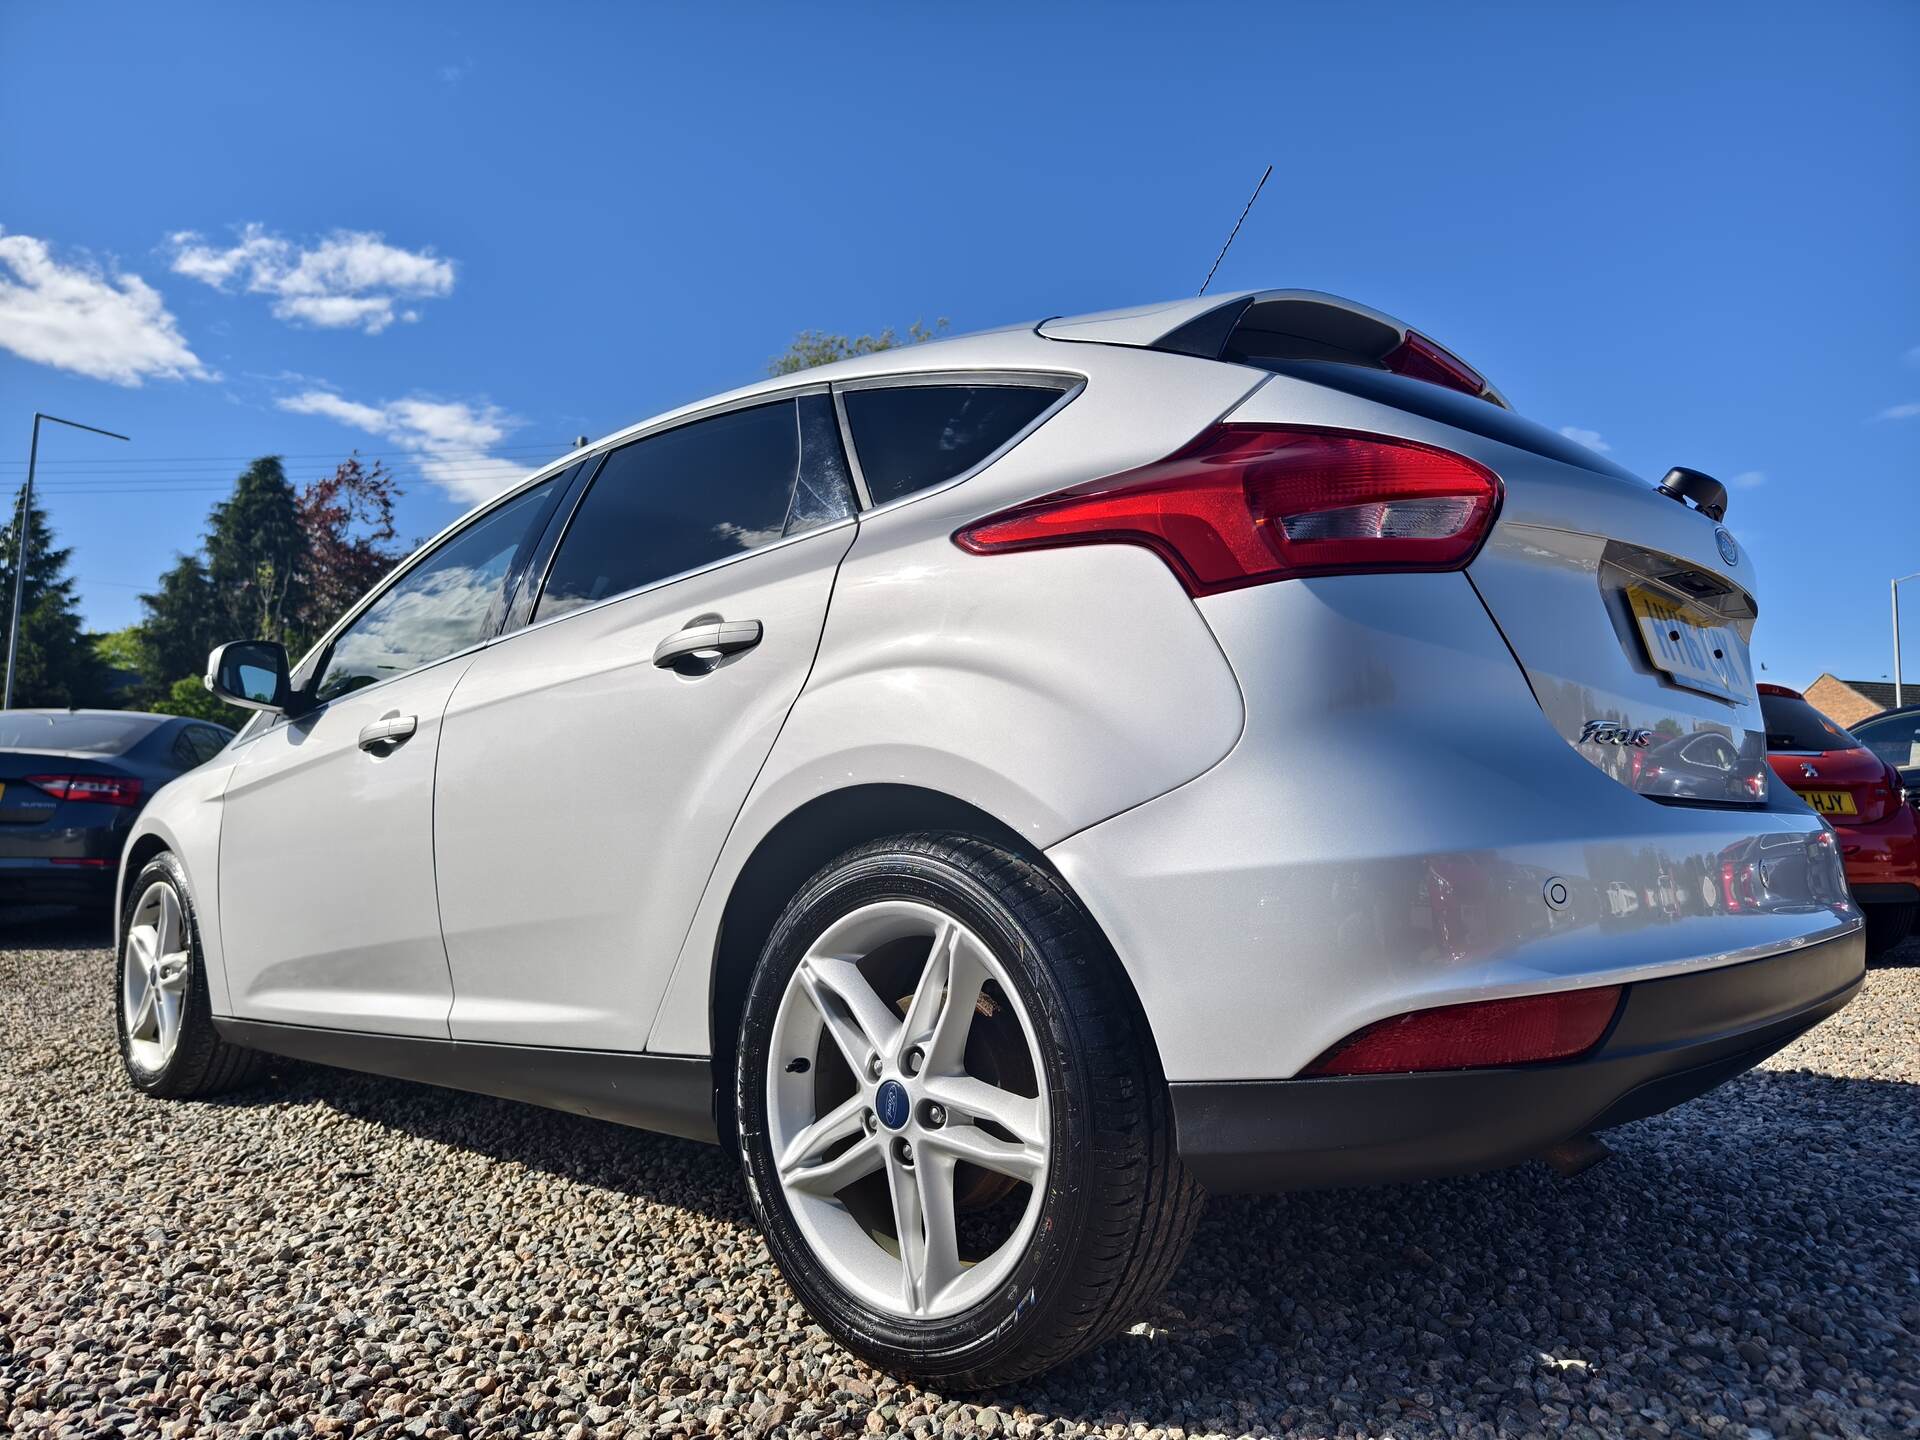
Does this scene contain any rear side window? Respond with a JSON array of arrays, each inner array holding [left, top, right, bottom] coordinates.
[[536, 395, 855, 621], [1853, 711, 1920, 769], [842, 384, 1062, 506], [1759, 693, 1858, 753]]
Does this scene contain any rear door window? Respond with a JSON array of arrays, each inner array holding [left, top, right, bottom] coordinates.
[[1759, 693, 1859, 753], [841, 384, 1063, 506], [1853, 712, 1920, 769], [535, 395, 855, 621]]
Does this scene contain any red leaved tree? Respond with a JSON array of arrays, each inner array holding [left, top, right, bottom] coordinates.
[[296, 454, 405, 636]]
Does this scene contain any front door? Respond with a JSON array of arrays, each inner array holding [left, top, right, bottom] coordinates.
[[217, 475, 565, 1035]]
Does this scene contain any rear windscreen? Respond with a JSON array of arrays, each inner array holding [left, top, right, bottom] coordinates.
[[1244, 359, 1645, 482], [1759, 694, 1858, 753], [0, 712, 159, 755]]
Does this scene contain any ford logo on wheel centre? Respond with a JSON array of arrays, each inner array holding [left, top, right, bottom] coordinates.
[[875, 1078, 910, 1130]]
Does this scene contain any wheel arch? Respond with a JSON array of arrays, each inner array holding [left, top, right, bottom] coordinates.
[[703, 782, 1159, 1146]]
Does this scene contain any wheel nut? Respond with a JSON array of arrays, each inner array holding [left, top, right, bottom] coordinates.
[[892, 1137, 914, 1167], [862, 1108, 878, 1134], [866, 1053, 883, 1081], [903, 1046, 925, 1077], [921, 1102, 946, 1129]]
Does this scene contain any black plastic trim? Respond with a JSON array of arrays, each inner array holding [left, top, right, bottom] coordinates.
[[214, 1018, 719, 1143], [1851, 882, 1920, 906], [1170, 926, 1866, 1193]]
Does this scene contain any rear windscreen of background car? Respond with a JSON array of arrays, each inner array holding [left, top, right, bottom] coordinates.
[[0, 714, 160, 755], [1759, 694, 1859, 754]]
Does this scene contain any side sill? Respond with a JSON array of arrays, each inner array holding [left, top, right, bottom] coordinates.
[[214, 1018, 720, 1144]]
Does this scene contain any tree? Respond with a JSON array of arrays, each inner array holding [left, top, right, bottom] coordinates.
[[204, 456, 308, 647], [768, 319, 949, 376], [133, 555, 220, 709], [0, 487, 106, 707], [295, 453, 404, 637]]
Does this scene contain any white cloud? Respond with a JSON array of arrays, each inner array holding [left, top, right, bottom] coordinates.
[[1731, 470, 1766, 489], [1877, 401, 1920, 421], [278, 388, 526, 502], [0, 229, 211, 385], [1558, 425, 1611, 453], [167, 224, 454, 334]]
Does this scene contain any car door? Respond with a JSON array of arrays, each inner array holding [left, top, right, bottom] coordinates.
[[433, 391, 858, 1050], [217, 476, 565, 1036]]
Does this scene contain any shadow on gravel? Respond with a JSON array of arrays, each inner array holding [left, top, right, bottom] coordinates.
[[1008, 1066, 1919, 1437], [0, 903, 113, 949], [216, 1056, 752, 1223]]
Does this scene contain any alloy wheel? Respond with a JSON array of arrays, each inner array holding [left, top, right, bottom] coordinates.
[[123, 880, 190, 1070]]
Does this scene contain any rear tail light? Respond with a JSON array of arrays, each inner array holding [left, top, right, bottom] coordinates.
[[1302, 985, 1622, 1076], [1381, 330, 1491, 400], [28, 774, 143, 806], [954, 425, 1502, 597]]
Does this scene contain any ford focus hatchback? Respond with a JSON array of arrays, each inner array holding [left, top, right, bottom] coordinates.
[[116, 290, 1864, 1387]]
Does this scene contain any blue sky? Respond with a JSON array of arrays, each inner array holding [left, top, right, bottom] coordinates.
[[2, 2, 1915, 689]]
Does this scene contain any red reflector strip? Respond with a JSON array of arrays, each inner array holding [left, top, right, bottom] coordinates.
[[1303, 985, 1623, 1076], [50, 857, 113, 867]]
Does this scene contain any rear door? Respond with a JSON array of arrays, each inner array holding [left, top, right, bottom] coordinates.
[[434, 391, 858, 1049]]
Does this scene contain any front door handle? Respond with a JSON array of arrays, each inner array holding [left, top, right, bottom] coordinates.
[[653, 615, 763, 670], [358, 712, 418, 752]]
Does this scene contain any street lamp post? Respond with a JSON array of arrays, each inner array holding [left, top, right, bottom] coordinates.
[[5, 413, 131, 709], [1894, 572, 1920, 710]]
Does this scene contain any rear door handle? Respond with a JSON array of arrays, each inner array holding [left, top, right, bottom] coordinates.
[[653, 616, 763, 669], [357, 712, 418, 752]]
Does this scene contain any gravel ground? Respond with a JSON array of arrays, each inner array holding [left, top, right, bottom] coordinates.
[[2, 912, 1914, 1440]]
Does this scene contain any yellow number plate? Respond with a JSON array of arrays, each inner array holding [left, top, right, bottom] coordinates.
[[1626, 585, 1750, 701], [1797, 789, 1857, 816]]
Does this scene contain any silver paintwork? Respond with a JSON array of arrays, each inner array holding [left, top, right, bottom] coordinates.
[[121, 289, 1856, 1117], [767, 900, 1049, 1320]]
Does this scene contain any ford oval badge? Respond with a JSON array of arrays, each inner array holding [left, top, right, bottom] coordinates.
[[1715, 527, 1739, 567]]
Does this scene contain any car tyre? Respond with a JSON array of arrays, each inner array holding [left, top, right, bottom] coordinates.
[[1863, 900, 1915, 962], [735, 831, 1204, 1389], [116, 851, 264, 1098]]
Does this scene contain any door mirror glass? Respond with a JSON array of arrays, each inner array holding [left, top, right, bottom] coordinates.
[[206, 640, 292, 712]]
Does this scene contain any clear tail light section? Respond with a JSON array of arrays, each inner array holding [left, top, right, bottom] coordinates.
[[1302, 985, 1623, 1076], [28, 774, 143, 806], [954, 425, 1501, 597]]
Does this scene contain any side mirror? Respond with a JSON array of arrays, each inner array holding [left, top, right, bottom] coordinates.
[[205, 640, 292, 712]]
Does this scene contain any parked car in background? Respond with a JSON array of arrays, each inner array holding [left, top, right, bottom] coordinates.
[[112, 289, 1863, 1387], [1759, 684, 1920, 957], [0, 710, 233, 910], [1849, 703, 1920, 809]]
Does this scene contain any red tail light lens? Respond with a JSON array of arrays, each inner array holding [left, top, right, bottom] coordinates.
[[1302, 985, 1622, 1076], [28, 774, 143, 806], [955, 425, 1501, 597], [1381, 331, 1490, 400]]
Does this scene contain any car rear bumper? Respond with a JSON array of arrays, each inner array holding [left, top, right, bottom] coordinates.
[[1170, 922, 1864, 1192], [0, 856, 118, 905]]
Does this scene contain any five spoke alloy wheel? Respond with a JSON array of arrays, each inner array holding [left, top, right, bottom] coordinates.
[[767, 899, 1051, 1321], [123, 878, 191, 1071]]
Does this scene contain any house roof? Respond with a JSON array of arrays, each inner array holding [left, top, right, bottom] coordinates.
[[1814, 675, 1900, 710]]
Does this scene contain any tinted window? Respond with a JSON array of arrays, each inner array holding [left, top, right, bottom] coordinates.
[[1853, 711, 1920, 769], [0, 712, 159, 755], [537, 397, 853, 621], [843, 384, 1062, 505], [314, 478, 558, 702], [1759, 693, 1859, 753]]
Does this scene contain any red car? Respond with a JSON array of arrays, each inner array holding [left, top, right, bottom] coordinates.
[[1759, 683, 1920, 957]]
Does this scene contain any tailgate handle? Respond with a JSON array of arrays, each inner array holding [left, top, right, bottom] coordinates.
[[653, 616, 763, 670], [357, 712, 418, 752]]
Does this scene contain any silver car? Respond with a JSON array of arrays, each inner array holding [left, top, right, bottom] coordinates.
[[116, 289, 1864, 1386]]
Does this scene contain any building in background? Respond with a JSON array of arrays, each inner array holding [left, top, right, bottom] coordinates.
[[1804, 675, 1898, 728]]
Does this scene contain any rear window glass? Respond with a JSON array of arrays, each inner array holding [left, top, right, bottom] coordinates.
[[1852, 711, 1920, 770], [0, 712, 160, 755], [1759, 693, 1858, 753], [842, 384, 1062, 506]]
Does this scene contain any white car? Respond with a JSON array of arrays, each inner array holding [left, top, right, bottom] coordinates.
[[116, 290, 1864, 1387]]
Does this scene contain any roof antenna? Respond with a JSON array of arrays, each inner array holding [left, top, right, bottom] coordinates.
[[1198, 163, 1273, 297]]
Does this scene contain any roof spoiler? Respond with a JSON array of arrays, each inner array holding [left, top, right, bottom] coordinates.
[[1039, 289, 1510, 409]]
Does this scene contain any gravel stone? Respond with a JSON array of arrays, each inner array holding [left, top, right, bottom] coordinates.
[[2, 909, 1915, 1438]]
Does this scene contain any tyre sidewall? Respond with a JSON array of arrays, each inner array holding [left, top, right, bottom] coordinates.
[[736, 841, 1099, 1377], [116, 852, 213, 1097]]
